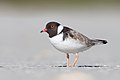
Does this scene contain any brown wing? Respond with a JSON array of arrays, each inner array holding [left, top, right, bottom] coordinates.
[[67, 30, 93, 46]]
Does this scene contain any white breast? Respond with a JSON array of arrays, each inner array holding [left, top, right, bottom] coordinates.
[[49, 33, 90, 53]]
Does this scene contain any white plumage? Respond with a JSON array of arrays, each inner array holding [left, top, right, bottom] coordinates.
[[49, 33, 91, 53]]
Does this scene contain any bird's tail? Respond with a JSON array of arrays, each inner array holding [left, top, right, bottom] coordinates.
[[91, 39, 108, 45]]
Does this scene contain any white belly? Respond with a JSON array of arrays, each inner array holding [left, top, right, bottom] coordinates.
[[49, 34, 91, 53]]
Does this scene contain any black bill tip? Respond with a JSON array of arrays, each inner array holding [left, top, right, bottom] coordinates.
[[40, 30, 43, 33]]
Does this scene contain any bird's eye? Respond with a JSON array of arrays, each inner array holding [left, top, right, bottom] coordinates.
[[50, 25, 55, 29]]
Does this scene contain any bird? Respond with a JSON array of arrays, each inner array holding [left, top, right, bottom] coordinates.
[[40, 21, 107, 67]]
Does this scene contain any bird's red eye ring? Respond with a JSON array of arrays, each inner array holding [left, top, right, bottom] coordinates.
[[51, 25, 54, 28]]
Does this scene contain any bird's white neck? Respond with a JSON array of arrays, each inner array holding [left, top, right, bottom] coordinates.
[[57, 25, 64, 34]]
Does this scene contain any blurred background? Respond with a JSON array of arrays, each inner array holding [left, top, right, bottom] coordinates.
[[0, 0, 120, 80]]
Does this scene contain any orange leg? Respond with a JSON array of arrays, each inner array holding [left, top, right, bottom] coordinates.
[[66, 53, 70, 67], [72, 53, 79, 67]]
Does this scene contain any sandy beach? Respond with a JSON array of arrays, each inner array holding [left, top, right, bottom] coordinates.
[[0, 1, 120, 80]]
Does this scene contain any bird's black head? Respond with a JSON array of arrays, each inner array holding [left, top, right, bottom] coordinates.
[[40, 22, 60, 38]]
